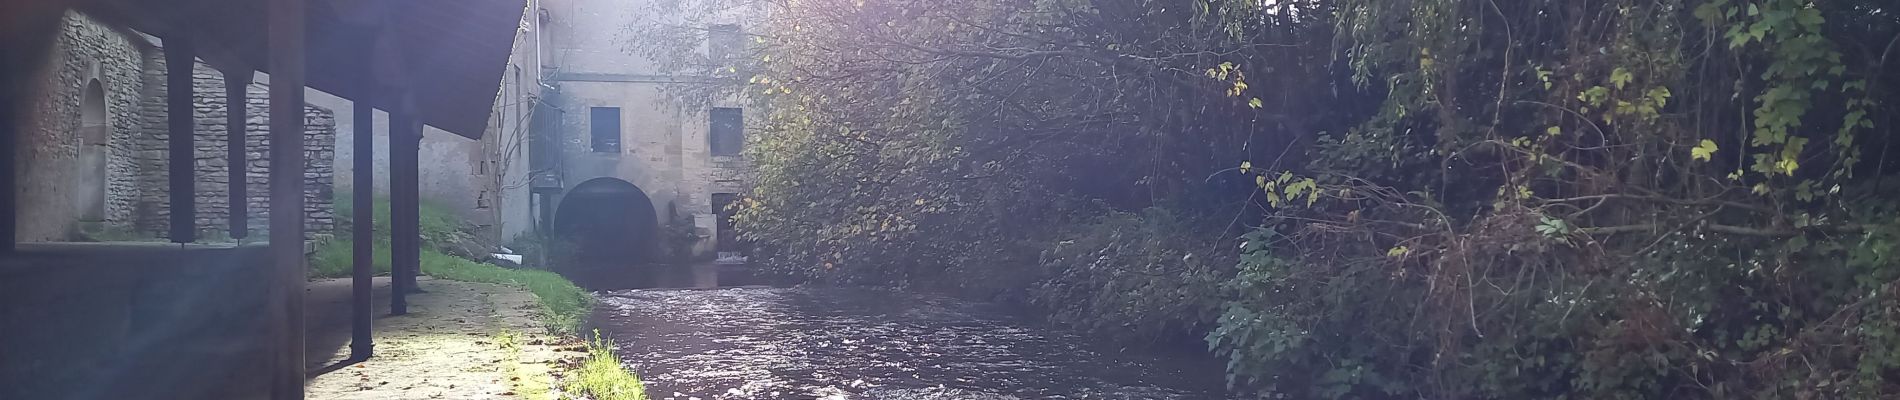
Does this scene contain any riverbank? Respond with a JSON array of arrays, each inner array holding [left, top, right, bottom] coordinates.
[[306, 195, 646, 399], [303, 258, 648, 399], [304, 277, 566, 399]]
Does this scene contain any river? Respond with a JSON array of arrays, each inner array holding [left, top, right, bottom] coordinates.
[[582, 265, 1231, 399]]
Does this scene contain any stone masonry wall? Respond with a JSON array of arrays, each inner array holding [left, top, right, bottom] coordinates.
[[15, 12, 153, 241], [133, 58, 335, 240]]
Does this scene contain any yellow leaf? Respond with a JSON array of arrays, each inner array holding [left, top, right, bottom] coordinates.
[[1387, 246, 1409, 258], [1248, 98, 1263, 109], [1239, 161, 1252, 174], [1690, 139, 1718, 162]]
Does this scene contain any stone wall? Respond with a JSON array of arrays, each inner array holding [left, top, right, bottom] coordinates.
[[15, 11, 154, 241], [312, 91, 488, 238], [133, 59, 336, 239], [16, 12, 337, 242]]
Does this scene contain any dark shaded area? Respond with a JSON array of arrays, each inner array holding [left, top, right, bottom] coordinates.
[[553, 177, 659, 270], [0, 243, 275, 400], [303, 277, 395, 378], [562, 262, 790, 291]]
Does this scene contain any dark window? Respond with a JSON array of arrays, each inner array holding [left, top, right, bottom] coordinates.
[[590, 107, 620, 153], [710, 107, 744, 156], [712, 193, 740, 252], [708, 24, 742, 64]]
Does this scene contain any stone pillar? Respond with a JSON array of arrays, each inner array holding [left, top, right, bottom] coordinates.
[[165, 37, 195, 243]]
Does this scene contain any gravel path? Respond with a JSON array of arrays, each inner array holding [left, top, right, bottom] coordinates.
[[304, 277, 581, 400]]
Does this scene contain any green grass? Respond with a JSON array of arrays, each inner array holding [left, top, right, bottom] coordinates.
[[332, 192, 465, 248], [318, 193, 642, 397], [309, 238, 391, 278], [310, 241, 589, 334], [422, 251, 593, 335], [565, 332, 649, 400]]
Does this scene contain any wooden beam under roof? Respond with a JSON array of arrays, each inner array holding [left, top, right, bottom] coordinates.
[[76, 0, 524, 139]]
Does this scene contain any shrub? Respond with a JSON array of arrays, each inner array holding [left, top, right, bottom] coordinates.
[[1032, 207, 1233, 344]]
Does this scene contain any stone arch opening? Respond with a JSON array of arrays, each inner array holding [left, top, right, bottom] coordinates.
[[551, 177, 660, 269], [76, 79, 108, 222]]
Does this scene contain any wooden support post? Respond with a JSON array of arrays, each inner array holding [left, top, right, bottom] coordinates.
[[0, 77, 14, 253], [226, 69, 253, 239], [0, 44, 28, 253], [267, 0, 308, 396], [166, 37, 197, 243], [389, 110, 417, 315], [349, 88, 374, 360], [399, 117, 423, 293]]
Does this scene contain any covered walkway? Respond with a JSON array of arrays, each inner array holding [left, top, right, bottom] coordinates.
[[0, 0, 526, 398]]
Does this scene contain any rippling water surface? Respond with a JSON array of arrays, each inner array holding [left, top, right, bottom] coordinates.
[[593, 287, 1228, 399]]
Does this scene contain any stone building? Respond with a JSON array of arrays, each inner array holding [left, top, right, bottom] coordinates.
[[332, 0, 755, 262], [17, 11, 335, 243], [535, 0, 756, 262]]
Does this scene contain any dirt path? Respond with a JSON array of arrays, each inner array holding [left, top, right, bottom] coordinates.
[[304, 277, 582, 400]]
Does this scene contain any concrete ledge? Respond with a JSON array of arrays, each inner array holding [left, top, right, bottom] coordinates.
[[0, 241, 276, 399]]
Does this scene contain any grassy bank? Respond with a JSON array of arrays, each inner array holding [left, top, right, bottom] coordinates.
[[310, 194, 646, 399], [423, 251, 591, 335], [565, 333, 650, 400]]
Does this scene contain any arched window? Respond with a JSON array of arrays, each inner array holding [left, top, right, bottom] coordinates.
[[77, 79, 108, 222]]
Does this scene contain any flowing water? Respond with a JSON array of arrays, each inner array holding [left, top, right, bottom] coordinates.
[[586, 266, 1230, 399]]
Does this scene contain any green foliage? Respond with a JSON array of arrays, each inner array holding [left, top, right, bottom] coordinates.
[[564, 331, 649, 400], [1206, 0, 1900, 398], [630, 0, 1900, 398], [311, 193, 465, 279], [308, 237, 391, 279], [656, 213, 704, 262], [1033, 208, 1233, 343], [332, 191, 469, 253]]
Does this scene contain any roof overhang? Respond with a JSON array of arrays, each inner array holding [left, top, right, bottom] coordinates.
[[77, 0, 524, 139]]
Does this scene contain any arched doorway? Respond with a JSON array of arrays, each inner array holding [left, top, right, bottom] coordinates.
[[551, 178, 660, 270], [75, 80, 108, 223]]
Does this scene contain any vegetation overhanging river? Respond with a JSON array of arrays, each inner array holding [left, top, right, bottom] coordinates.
[[569, 264, 1231, 399]]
